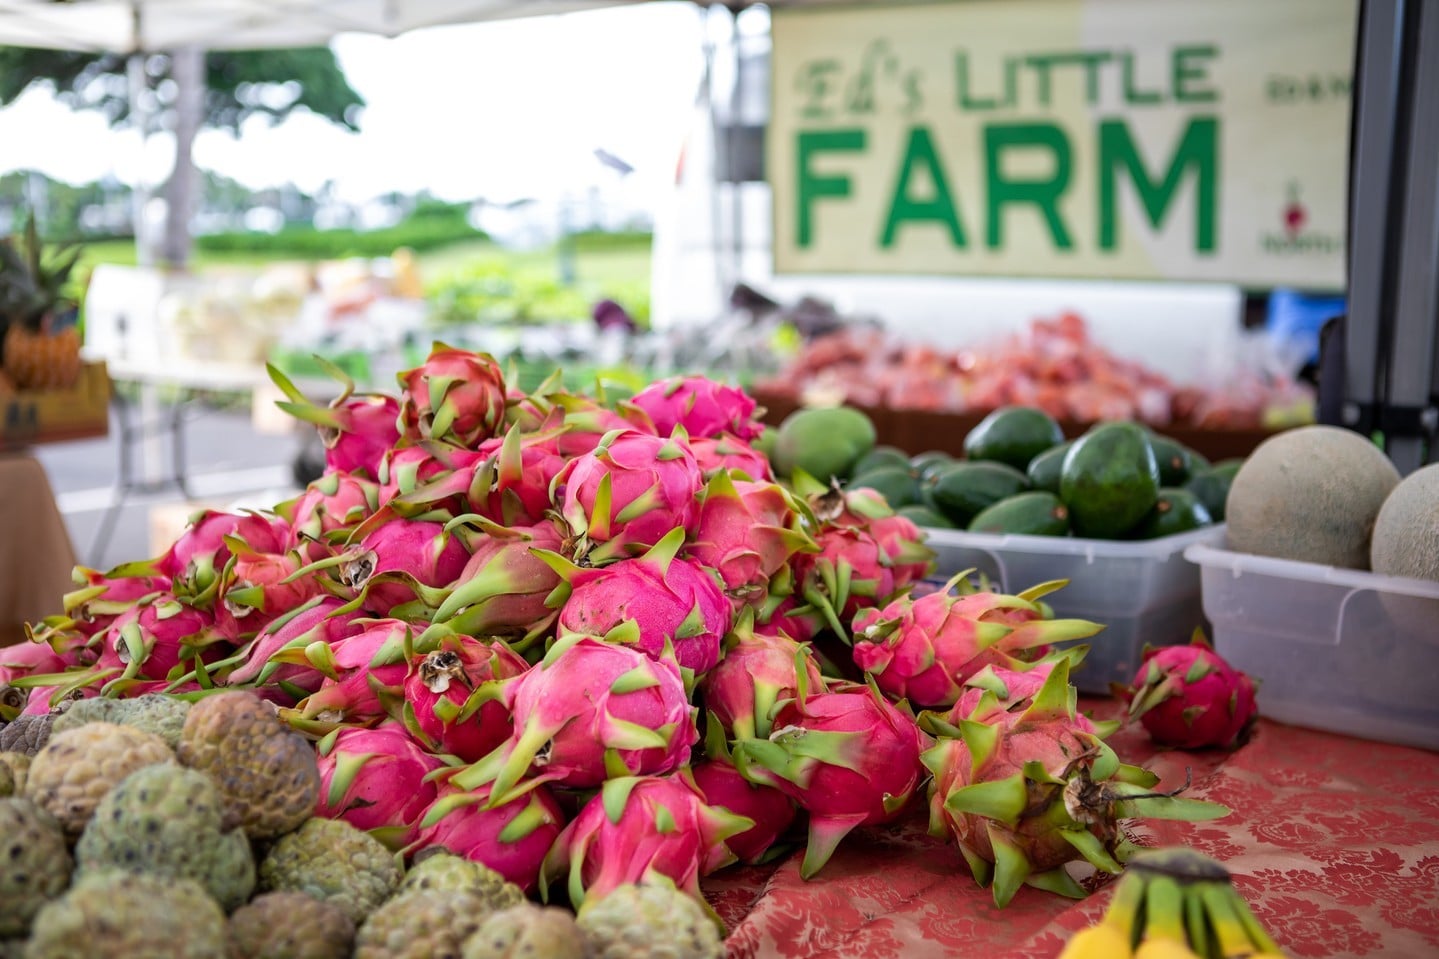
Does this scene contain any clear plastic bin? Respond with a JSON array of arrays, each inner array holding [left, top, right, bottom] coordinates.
[[921, 525, 1223, 694], [1185, 543, 1439, 751]]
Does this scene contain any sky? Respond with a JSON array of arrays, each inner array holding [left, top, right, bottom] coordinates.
[[0, 1, 757, 212]]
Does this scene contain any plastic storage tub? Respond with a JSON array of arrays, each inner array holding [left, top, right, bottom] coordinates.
[[1185, 543, 1439, 751], [921, 525, 1223, 694]]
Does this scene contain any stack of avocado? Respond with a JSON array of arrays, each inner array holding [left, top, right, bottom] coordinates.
[[847, 407, 1242, 540]]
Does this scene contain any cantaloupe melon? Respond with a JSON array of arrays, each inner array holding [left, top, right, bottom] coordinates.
[[1225, 425, 1400, 569], [1370, 463, 1439, 582]]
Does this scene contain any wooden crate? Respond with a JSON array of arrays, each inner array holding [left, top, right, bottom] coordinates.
[[0, 361, 111, 451]]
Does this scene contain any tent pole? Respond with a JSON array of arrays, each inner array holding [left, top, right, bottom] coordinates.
[[126, 2, 153, 269]]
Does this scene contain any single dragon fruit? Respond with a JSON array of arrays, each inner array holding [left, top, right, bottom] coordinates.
[[397, 424, 567, 529], [403, 634, 531, 762], [851, 576, 1104, 709], [222, 595, 368, 690], [1, 639, 71, 720], [539, 774, 751, 909], [451, 634, 697, 806], [416, 781, 567, 893], [114, 509, 290, 604], [277, 473, 380, 556], [553, 428, 705, 564], [687, 433, 773, 480], [314, 722, 445, 851], [699, 614, 826, 740], [542, 392, 652, 458], [923, 657, 1228, 907], [424, 515, 565, 648], [308, 513, 470, 618], [1122, 630, 1259, 750], [267, 358, 401, 479], [97, 595, 232, 684], [628, 375, 764, 442], [396, 343, 508, 448], [375, 445, 452, 509], [685, 749, 797, 865], [60, 567, 166, 639], [218, 540, 323, 629], [548, 528, 732, 677], [732, 678, 930, 879], [684, 471, 814, 612], [285, 617, 418, 731]]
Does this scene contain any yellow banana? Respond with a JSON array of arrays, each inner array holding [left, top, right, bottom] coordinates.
[[1135, 876, 1204, 959], [1056, 870, 1146, 959], [1201, 882, 1290, 958]]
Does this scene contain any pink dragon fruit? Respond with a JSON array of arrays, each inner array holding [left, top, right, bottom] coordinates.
[[628, 375, 764, 441], [551, 529, 731, 677], [218, 542, 323, 629], [319, 514, 471, 617], [116, 509, 290, 602], [223, 595, 368, 689], [403, 635, 530, 761], [544, 394, 653, 458], [687, 433, 773, 481], [922, 656, 1227, 907], [375, 445, 451, 509], [417, 781, 567, 892], [286, 617, 418, 730], [733, 680, 930, 879], [397, 344, 508, 449], [61, 567, 166, 638], [278, 473, 380, 555], [699, 616, 825, 740], [424, 517, 565, 647], [683, 472, 813, 611], [753, 587, 822, 645], [1123, 630, 1259, 750], [685, 758, 797, 865], [267, 359, 401, 479], [315, 721, 445, 850], [850, 576, 1104, 709], [399, 424, 567, 529], [97, 595, 232, 683], [452, 634, 697, 806], [1, 639, 71, 719], [539, 775, 751, 908], [553, 428, 705, 564]]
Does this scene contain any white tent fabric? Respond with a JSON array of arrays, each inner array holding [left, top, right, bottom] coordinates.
[[0, 0, 647, 52]]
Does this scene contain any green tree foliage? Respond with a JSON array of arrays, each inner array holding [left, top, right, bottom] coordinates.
[[0, 46, 363, 132]]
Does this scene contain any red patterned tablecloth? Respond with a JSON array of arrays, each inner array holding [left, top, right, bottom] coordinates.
[[703, 705, 1439, 959]]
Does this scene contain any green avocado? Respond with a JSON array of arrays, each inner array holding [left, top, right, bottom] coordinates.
[[896, 504, 955, 529], [1183, 458, 1244, 522], [1126, 487, 1214, 539], [1148, 434, 1197, 486], [772, 406, 876, 483], [910, 450, 959, 482], [848, 465, 921, 509], [967, 491, 1071, 536], [851, 445, 912, 478], [922, 460, 1031, 527], [1025, 440, 1074, 494], [963, 406, 1066, 472], [1058, 422, 1160, 538]]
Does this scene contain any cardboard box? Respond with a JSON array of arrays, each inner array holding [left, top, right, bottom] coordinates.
[[0, 361, 110, 451]]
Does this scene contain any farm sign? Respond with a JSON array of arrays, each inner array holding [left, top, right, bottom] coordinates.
[[770, 0, 1356, 289]]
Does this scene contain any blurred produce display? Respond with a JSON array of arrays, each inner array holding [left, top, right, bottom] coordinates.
[[754, 313, 1315, 432], [0, 215, 83, 392]]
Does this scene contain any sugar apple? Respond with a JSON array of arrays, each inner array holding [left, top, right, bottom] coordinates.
[[24, 721, 173, 836], [51, 694, 191, 749], [461, 904, 587, 959], [0, 798, 71, 937], [577, 882, 723, 959], [227, 891, 355, 959], [399, 851, 526, 910], [258, 817, 402, 925], [24, 869, 228, 958]]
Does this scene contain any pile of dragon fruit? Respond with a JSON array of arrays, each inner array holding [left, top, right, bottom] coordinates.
[[2, 344, 1236, 915]]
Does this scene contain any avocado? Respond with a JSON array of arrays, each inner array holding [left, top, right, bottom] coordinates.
[[963, 406, 1066, 472], [1025, 440, 1074, 494], [897, 504, 956, 529], [1182, 458, 1244, 521], [848, 465, 921, 509], [772, 406, 876, 483], [1058, 422, 1160, 538], [1126, 487, 1213, 539], [1148, 434, 1196, 486], [922, 460, 1031, 527], [967, 491, 1071, 536], [851, 445, 912, 478], [910, 450, 958, 482]]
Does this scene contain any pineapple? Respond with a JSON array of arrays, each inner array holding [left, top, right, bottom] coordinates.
[[0, 214, 84, 391]]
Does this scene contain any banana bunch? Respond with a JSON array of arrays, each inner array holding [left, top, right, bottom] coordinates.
[[1059, 848, 1288, 959]]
